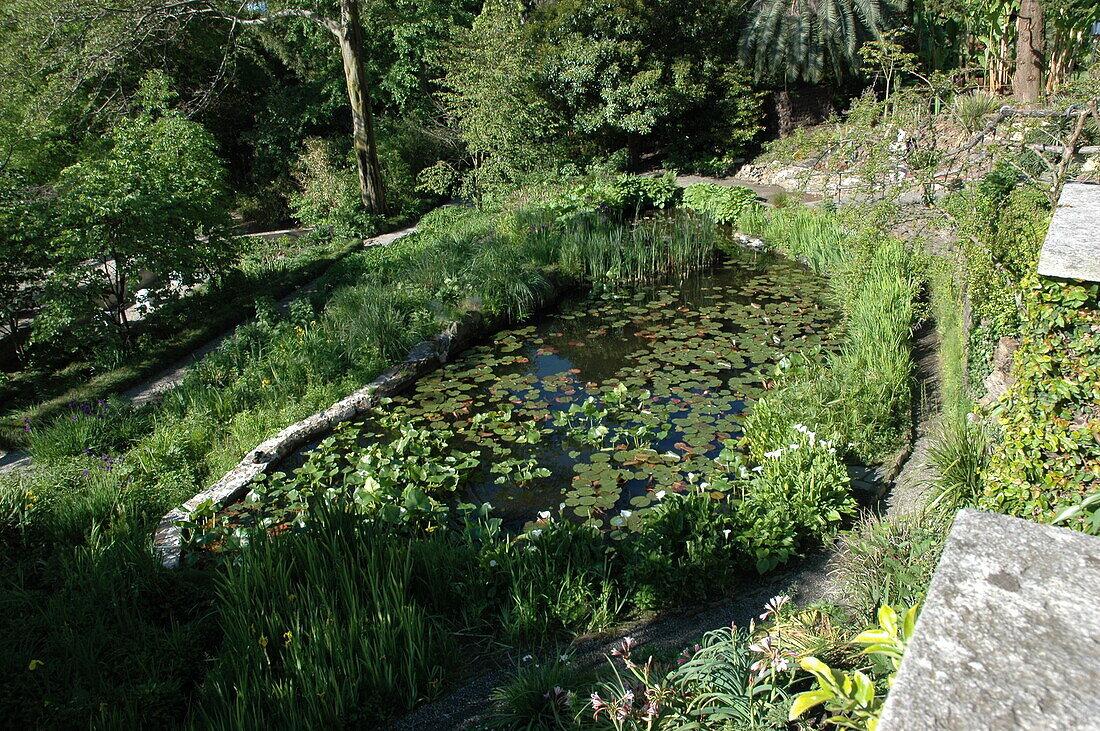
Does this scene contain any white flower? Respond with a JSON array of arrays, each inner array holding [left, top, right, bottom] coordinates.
[[655, 490, 667, 499], [529, 529, 543, 538], [793, 424, 807, 432], [620, 510, 632, 518], [537, 510, 551, 520], [722, 529, 732, 538], [489, 560, 498, 567], [789, 443, 800, 450], [763, 449, 783, 459], [752, 465, 764, 472], [522, 655, 534, 662], [700, 481, 710, 489]]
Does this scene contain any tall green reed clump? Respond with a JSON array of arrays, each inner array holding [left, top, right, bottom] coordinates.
[[557, 212, 717, 284], [201, 510, 456, 728], [742, 205, 920, 463]]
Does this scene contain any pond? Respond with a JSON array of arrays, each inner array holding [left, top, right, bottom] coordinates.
[[234, 247, 838, 534]]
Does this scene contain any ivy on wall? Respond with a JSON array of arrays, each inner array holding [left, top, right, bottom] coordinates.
[[983, 275, 1100, 519]]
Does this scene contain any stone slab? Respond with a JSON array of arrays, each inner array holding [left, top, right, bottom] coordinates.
[[1037, 182, 1100, 282], [879, 509, 1100, 730]]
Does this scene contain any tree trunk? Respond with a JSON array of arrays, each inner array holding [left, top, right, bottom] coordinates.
[[775, 89, 793, 137], [1013, 0, 1045, 103], [338, 0, 387, 216]]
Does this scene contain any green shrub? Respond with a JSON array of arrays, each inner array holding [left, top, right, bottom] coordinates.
[[488, 658, 588, 730], [983, 276, 1100, 518], [681, 183, 757, 224], [624, 490, 747, 610]]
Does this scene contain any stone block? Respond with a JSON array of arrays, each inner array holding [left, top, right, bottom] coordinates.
[[1037, 182, 1100, 282], [878, 509, 1100, 730]]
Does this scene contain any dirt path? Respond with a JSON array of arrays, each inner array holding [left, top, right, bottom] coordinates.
[[0, 225, 418, 473]]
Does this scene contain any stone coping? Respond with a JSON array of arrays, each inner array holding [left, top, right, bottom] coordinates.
[[878, 509, 1100, 730], [1037, 181, 1100, 282]]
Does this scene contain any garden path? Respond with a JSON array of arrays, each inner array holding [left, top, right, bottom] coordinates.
[[0, 225, 417, 474]]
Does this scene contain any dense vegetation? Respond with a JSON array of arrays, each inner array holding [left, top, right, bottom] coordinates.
[[2, 0, 1099, 727]]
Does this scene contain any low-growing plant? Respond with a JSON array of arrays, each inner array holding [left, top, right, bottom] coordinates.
[[832, 513, 946, 622], [927, 416, 989, 513], [488, 657, 587, 730], [681, 183, 758, 225], [790, 604, 919, 730]]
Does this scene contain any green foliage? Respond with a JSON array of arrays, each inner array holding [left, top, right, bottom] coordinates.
[[42, 75, 233, 344], [740, 0, 902, 83], [833, 513, 946, 622], [680, 184, 758, 225], [983, 276, 1100, 518], [200, 510, 457, 726], [790, 605, 919, 730], [742, 206, 919, 465], [928, 417, 989, 512], [945, 169, 1051, 347], [488, 658, 586, 729], [290, 137, 380, 237]]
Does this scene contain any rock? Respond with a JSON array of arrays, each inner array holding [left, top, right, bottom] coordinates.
[[980, 336, 1020, 405], [879, 510, 1100, 730]]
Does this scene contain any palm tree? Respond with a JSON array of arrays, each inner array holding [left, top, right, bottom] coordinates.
[[739, 0, 904, 85]]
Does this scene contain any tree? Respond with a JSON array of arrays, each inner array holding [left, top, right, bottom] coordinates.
[[739, 0, 904, 85], [0, 170, 50, 365], [435, 0, 559, 202], [0, 0, 396, 216], [1014, 0, 1046, 101], [42, 74, 233, 347]]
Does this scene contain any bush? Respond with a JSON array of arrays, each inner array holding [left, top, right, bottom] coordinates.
[[624, 490, 747, 610], [488, 658, 588, 729], [983, 276, 1100, 518], [681, 183, 757, 224]]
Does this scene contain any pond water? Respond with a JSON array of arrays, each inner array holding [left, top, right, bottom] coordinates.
[[298, 247, 839, 531]]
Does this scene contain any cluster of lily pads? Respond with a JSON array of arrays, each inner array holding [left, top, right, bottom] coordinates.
[[191, 251, 839, 548]]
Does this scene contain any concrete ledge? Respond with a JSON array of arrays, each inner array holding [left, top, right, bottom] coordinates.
[[1037, 182, 1100, 282], [879, 509, 1100, 730]]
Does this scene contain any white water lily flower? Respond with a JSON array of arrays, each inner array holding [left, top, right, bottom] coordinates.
[[655, 490, 667, 499], [620, 510, 632, 518]]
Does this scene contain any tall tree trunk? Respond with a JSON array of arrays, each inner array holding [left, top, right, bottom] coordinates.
[[775, 89, 793, 137], [338, 0, 387, 216], [1013, 0, 1045, 103]]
